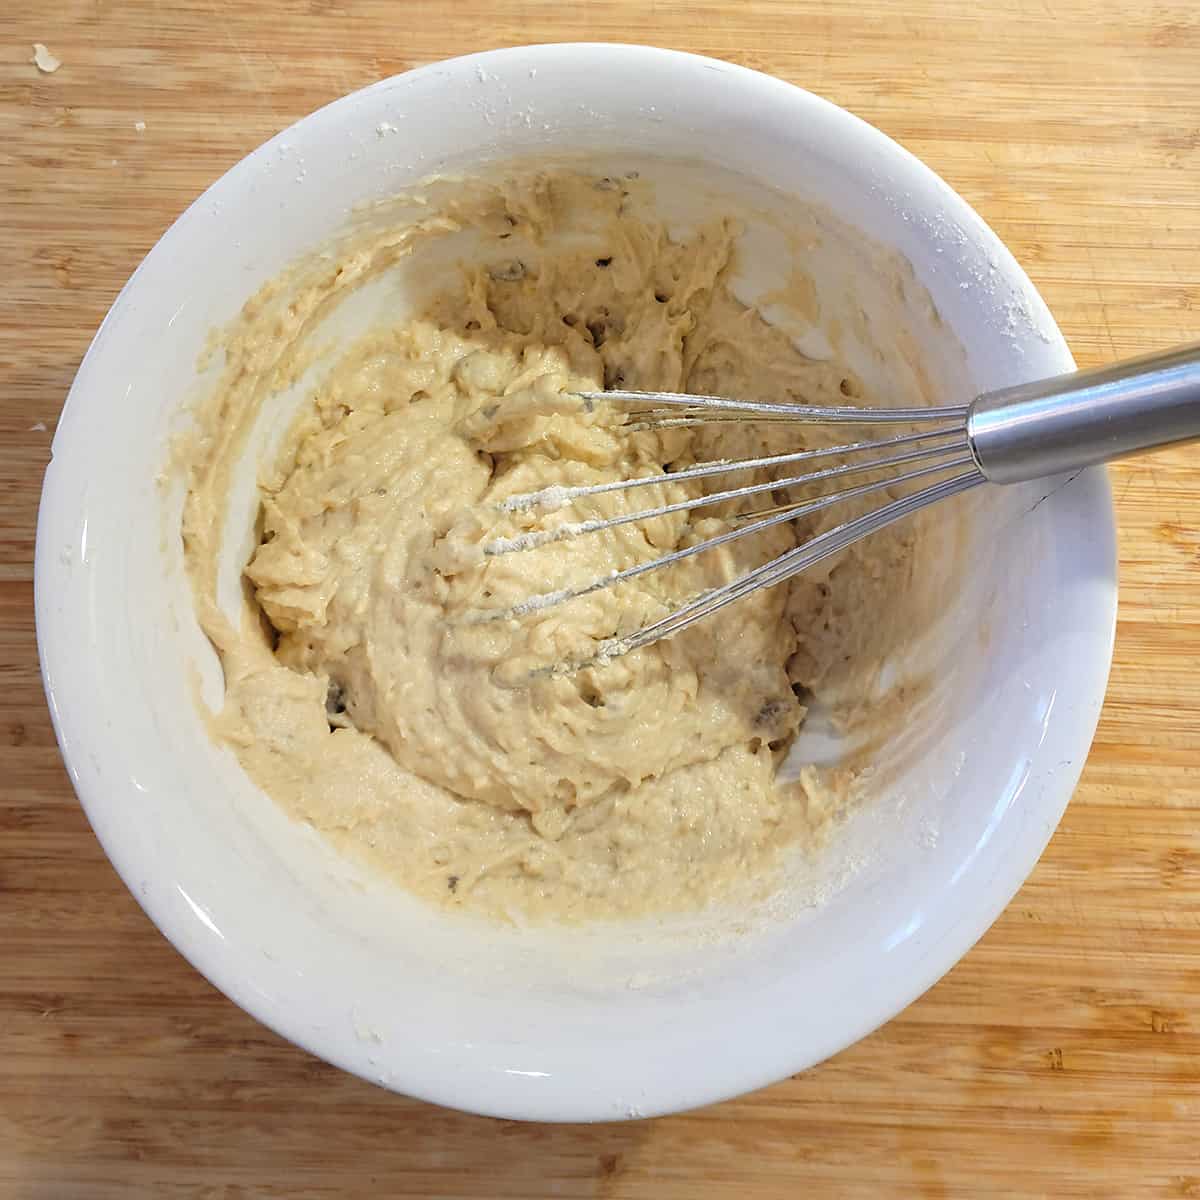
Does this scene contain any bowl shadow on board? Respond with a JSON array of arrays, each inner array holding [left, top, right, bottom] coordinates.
[[50, 907, 664, 1180]]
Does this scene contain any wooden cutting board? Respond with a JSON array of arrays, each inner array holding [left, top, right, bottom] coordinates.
[[3, 1, 1198, 1196]]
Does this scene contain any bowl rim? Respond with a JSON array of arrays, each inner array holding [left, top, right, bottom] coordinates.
[[36, 41, 1117, 1121]]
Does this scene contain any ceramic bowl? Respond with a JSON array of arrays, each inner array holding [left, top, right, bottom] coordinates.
[[36, 44, 1116, 1121]]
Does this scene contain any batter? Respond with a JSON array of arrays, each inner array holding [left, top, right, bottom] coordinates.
[[182, 170, 914, 921]]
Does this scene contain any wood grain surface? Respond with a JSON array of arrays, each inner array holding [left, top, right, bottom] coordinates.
[[3, 1, 1200, 1196]]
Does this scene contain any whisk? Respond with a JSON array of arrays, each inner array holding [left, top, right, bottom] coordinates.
[[485, 342, 1200, 663]]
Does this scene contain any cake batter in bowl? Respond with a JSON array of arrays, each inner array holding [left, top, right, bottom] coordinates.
[[36, 45, 1116, 1119], [182, 165, 962, 923]]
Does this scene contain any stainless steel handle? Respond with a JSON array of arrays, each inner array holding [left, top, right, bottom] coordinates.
[[966, 341, 1200, 484]]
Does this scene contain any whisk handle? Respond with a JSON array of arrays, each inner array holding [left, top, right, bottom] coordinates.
[[966, 341, 1200, 484]]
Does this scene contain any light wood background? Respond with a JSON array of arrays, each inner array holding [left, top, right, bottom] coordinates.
[[3, 1, 1199, 1196]]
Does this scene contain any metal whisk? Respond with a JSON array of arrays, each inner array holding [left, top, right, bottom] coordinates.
[[485, 342, 1200, 664]]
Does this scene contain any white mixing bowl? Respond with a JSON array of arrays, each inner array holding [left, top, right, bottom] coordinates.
[[35, 44, 1116, 1121]]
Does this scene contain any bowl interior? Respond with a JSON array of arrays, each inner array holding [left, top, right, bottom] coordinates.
[[36, 44, 1115, 1121]]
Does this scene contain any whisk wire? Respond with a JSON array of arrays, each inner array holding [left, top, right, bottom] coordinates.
[[597, 467, 985, 662], [489, 453, 980, 621], [579, 388, 970, 424], [477, 387, 993, 665], [497, 425, 964, 515], [487, 435, 970, 557]]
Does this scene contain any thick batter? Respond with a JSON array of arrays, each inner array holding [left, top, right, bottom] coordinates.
[[183, 170, 914, 921]]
